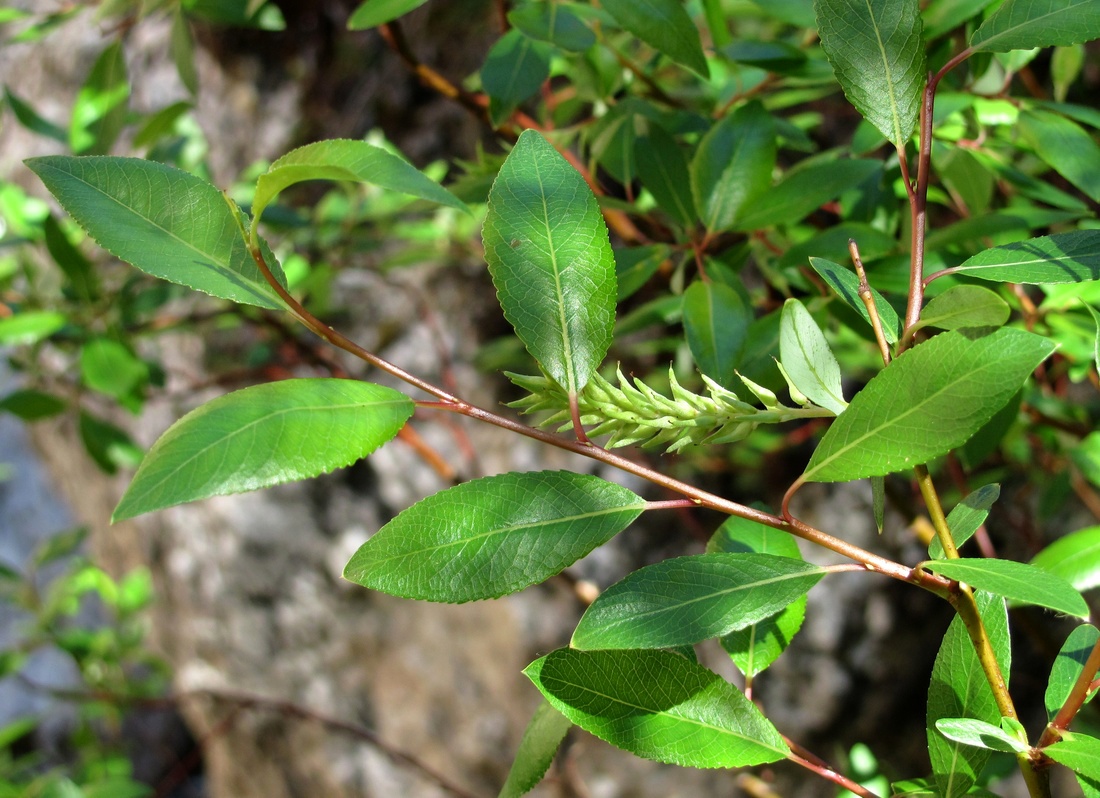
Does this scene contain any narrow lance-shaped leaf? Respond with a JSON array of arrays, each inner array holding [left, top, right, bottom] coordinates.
[[526, 648, 788, 769], [498, 701, 573, 798], [69, 41, 129, 155], [970, 0, 1100, 53], [599, 0, 710, 78], [810, 257, 900, 344], [803, 328, 1055, 483], [1087, 303, 1100, 371], [912, 286, 1010, 333], [1046, 732, 1100, 781], [508, 2, 595, 52], [691, 101, 775, 233], [1019, 109, 1100, 204], [734, 159, 882, 231], [929, 483, 1000, 559], [483, 131, 617, 396], [952, 231, 1100, 284], [1045, 624, 1100, 721], [634, 123, 695, 227], [344, 471, 643, 603], [779, 298, 846, 415], [934, 718, 1030, 754], [682, 280, 750, 389], [26, 156, 288, 309], [481, 30, 553, 126], [815, 0, 926, 148], [347, 0, 430, 29], [920, 558, 1089, 618], [1032, 525, 1100, 595], [113, 380, 413, 521]]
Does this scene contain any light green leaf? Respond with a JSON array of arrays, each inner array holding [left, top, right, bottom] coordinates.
[[1032, 525, 1100, 595], [508, 2, 595, 52], [80, 338, 148, 400], [498, 701, 573, 798], [483, 131, 616, 396], [930, 483, 1000, 559], [344, 471, 643, 602], [970, 0, 1100, 53], [525, 648, 788, 768], [691, 101, 775, 233], [635, 123, 695, 227], [1045, 624, 1100, 721], [599, 0, 710, 77], [113, 379, 412, 521], [481, 29, 553, 126], [928, 591, 1009, 798], [920, 559, 1089, 618], [347, 0, 429, 29], [952, 231, 1100, 284], [734, 159, 882, 231], [1046, 732, 1100, 781], [912, 286, 1010, 333], [779, 298, 846, 415], [26, 156, 288, 309], [683, 280, 750, 390], [571, 553, 826, 649], [1019, 109, 1100, 203], [1086, 303, 1100, 370], [934, 718, 1029, 754], [815, 0, 926, 148], [803, 328, 1055, 482], [251, 139, 467, 242], [0, 311, 66, 345], [69, 41, 129, 155], [809, 257, 900, 344]]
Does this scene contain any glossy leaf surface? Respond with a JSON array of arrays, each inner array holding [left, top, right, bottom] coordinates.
[[600, 0, 710, 77], [934, 719, 1028, 754], [525, 648, 788, 768], [952, 231, 1100, 284], [1045, 624, 1100, 721], [779, 298, 846, 415], [499, 701, 572, 798], [691, 102, 775, 233], [683, 280, 750, 389], [810, 257, 900, 344], [970, 0, 1100, 53], [929, 483, 1000, 559], [345, 471, 643, 602], [734, 159, 882, 231], [114, 380, 412, 521], [1046, 732, 1100, 780], [1032, 526, 1100, 595], [913, 286, 1010, 332], [348, 0, 429, 29], [921, 559, 1089, 618]]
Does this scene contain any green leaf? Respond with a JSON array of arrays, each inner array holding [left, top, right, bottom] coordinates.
[[690, 101, 775, 233], [69, 41, 129, 155], [80, 411, 143, 475], [920, 559, 1089, 618], [344, 471, 643, 602], [1045, 624, 1100, 721], [599, 0, 710, 78], [508, 2, 595, 52], [682, 280, 750, 390], [26, 156, 289, 309], [922, 0, 1000, 40], [930, 483, 1000, 559], [803, 328, 1055, 482], [1086, 303, 1100, 370], [481, 30, 553, 126], [810, 257, 900, 344], [4, 85, 66, 142], [928, 591, 1009, 798], [525, 648, 788, 768], [615, 245, 668, 301], [815, 0, 926, 148], [1072, 433, 1100, 490], [912, 286, 1010, 333], [1032, 525, 1100, 595], [80, 338, 148, 400], [183, 0, 285, 28], [113, 379, 412, 521], [1019, 109, 1100, 203], [347, 0, 430, 29], [0, 310, 66, 345], [571, 553, 826, 650], [0, 389, 67, 421], [934, 718, 1029, 754], [634, 123, 695, 227], [952, 231, 1100, 284], [483, 131, 617, 396], [43, 215, 99, 301], [733, 159, 882, 231], [171, 8, 198, 96], [498, 701, 573, 798], [1046, 732, 1100, 781], [970, 0, 1100, 53], [779, 298, 846, 415]]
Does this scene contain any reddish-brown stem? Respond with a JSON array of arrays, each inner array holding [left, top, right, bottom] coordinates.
[[379, 21, 487, 121], [850, 239, 891, 365], [1038, 635, 1100, 749], [644, 498, 702, 511], [784, 737, 880, 798]]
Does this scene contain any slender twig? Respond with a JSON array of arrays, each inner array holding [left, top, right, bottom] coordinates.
[[849, 239, 891, 365], [1038, 635, 1100, 749], [378, 20, 487, 121], [784, 737, 881, 798]]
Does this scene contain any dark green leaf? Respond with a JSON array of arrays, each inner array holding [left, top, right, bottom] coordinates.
[[1045, 624, 1100, 721], [483, 131, 616, 396], [508, 2, 595, 52], [347, 0, 430, 29], [779, 298, 846, 415], [571, 553, 826, 649], [80, 338, 148, 400], [499, 701, 572, 798], [635, 123, 695, 227], [26, 156, 289, 309], [815, 0, 926, 148], [31, 527, 88, 569], [970, 0, 1100, 53], [525, 648, 788, 768], [0, 311, 66, 345], [0, 389, 67, 421], [183, 0, 285, 28], [921, 559, 1089, 618], [481, 29, 553, 125], [810, 257, 900, 344], [600, 0, 709, 77], [114, 379, 412, 521], [1032, 525, 1100, 595], [691, 101, 775, 233], [1019, 109, 1100, 203], [344, 471, 643, 602], [615, 245, 668, 301], [723, 40, 807, 72], [934, 718, 1029, 754], [803, 328, 1055, 482], [930, 483, 1000, 559], [1046, 732, 1100, 780], [4, 85, 66, 142], [734, 159, 882, 231], [922, 0, 1000, 40], [69, 41, 129, 155], [952, 231, 1100, 284], [80, 411, 143, 475], [43, 215, 99, 301], [683, 280, 750, 389], [913, 285, 1010, 333], [171, 8, 198, 96]]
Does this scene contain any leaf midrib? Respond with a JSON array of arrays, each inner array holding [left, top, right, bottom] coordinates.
[[973, 0, 1090, 51]]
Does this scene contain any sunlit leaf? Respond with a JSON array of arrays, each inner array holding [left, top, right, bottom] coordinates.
[[1032, 525, 1100, 595], [912, 285, 1010, 333], [929, 483, 1000, 559], [920, 559, 1089, 618], [1046, 732, 1100, 781], [481, 29, 553, 125], [348, 0, 430, 29], [970, 0, 1100, 53], [600, 0, 710, 77], [934, 718, 1029, 754], [499, 701, 572, 798], [779, 298, 846, 414], [1045, 624, 1100, 721]]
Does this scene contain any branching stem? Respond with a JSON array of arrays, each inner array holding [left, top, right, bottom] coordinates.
[[784, 737, 881, 798], [1038, 634, 1100, 748]]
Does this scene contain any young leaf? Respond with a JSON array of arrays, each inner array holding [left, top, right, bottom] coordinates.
[[928, 591, 1010, 798], [969, 0, 1100, 53], [1045, 624, 1100, 721], [80, 338, 148, 400], [1031, 525, 1100, 595], [571, 553, 826, 650], [934, 718, 1029, 754], [912, 286, 1010, 333], [803, 328, 1055, 483], [733, 159, 882, 231], [483, 131, 616, 396], [26, 156, 288, 309], [691, 101, 775, 234], [810, 257, 900, 344], [634, 123, 695, 227], [1045, 732, 1100, 781], [815, 0, 926, 148], [508, 2, 595, 52], [69, 41, 129, 155], [113, 380, 412, 521], [481, 30, 553, 126], [920, 559, 1089, 618], [0, 311, 66, 345], [779, 298, 846, 415], [682, 280, 750, 389], [929, 483, 1000, 559], [525, 648, 788, 768], [599, 0, 710, 78], [952, 231, 1100, 284], [498, 701, 573, 798], [344, 471, 643, 603], [347, 0, 430, 29], [1019, 109, 1100, 203]]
